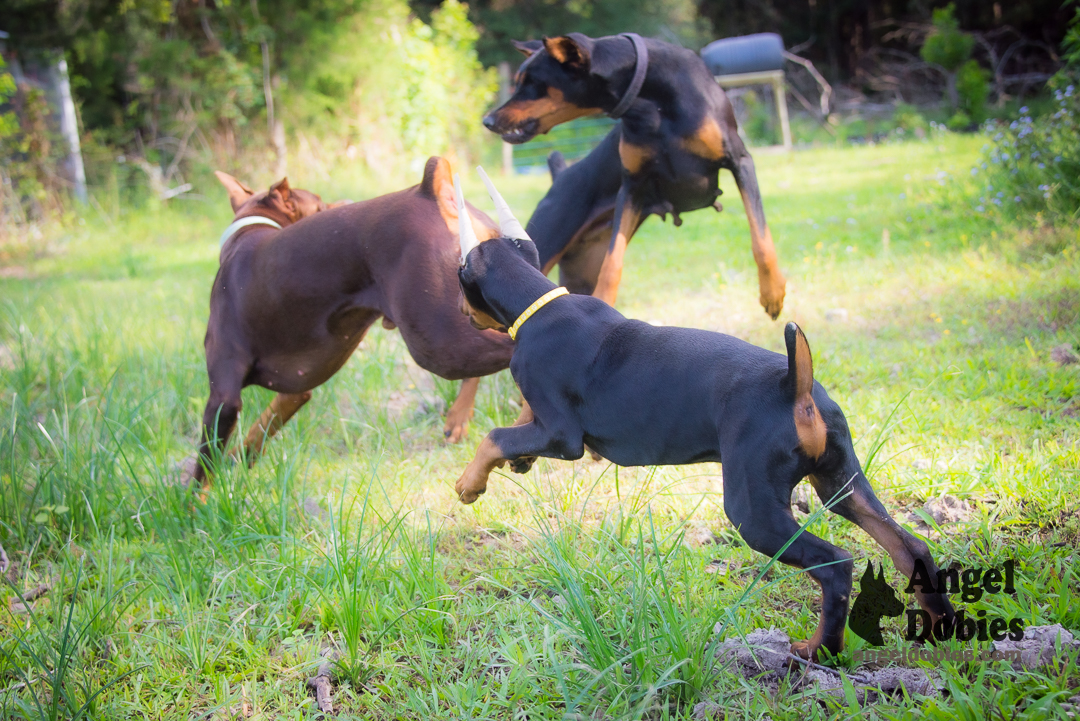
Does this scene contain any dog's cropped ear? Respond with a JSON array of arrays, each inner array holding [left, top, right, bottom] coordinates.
[[422, 156, 461, 235], [269, 177, 292, 203], [422, 157, 499, 242], [512, 39, 543, 58], [214, 171, 255, 212], [543, 34, 591, 70], [785, 322, 827, 459]]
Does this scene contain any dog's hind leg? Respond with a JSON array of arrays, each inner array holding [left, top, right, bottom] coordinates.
[[191, 368, 246, 497], [722, 458, 854, 659], [591, 186, 642, 306], [443, 377, 480, 443], [237, 391, 313, 464], [811, 469, 955, 631]]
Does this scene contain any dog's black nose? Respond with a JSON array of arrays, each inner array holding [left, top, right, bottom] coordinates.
[[482, 115, 498, 131]]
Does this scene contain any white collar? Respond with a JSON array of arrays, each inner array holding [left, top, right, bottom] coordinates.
[[218, 215, 282, 246]]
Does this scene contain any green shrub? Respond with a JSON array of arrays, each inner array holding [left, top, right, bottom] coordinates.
[[955, 59, 989, 125], [921, 3, 987, 123], [920, 4, 974, 73], [287, 0, 495, 168]]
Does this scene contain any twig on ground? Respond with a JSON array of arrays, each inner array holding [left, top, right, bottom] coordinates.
[[307, 657, 335, 714], [784, 651, 873, 685], [8, 579, 53, 613], [21, 581, 52, 603], [0, 677, 36, 696]]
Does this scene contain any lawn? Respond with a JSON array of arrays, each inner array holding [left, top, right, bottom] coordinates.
[[1, 133, 1078, 719]]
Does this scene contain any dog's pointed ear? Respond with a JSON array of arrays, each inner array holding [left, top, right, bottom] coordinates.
[[543, 35, 590, 70], [512, 39, 543, 58], [785, 322, 827, 459], [215, 171, 255, 212], [423, 157, 499, 242], [269, 177, 291, 203], [423, 156, 461, 236], [878, 564, 888, 583]]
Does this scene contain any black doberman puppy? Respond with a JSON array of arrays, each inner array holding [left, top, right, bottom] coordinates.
[[451, 173, 954, 660], [482, 33, 786, 317]]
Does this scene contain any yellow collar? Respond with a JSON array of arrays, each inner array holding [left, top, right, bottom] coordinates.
[[507, 287, 568, 340]]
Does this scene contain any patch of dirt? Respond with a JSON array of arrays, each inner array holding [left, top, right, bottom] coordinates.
[[1051, 344, 1080, 366], [711, 628, 939, 705], [683, 521, 720, 548], [893, 494, 975, 537], [437, 528, 529, 556], [992, 624, 1080, 671]]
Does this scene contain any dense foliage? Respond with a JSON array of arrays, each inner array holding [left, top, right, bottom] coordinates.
[[969, 6, 1080, 226], [1, 0, 494, 216], [920, 4, 989, 129]]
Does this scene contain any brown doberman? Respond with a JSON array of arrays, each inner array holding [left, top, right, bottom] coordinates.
[[482, 33, 786, 317], [185, 159, 513, 491]]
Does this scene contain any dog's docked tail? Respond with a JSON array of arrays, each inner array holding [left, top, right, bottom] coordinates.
[[784, 322, 827, 459]]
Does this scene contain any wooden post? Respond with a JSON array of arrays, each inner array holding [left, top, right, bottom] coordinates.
[[498, 61, 513, 175], [715, 70, 793, 152], [772, 73, 793, 150]]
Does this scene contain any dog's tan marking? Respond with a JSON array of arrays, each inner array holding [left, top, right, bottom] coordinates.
[[592, 202, 642, 306], [423, 156, 500, 243], [742, 211, 785, 317], [791, 328, 827, 459], [542, 36, 588, 68], [680, 116, 726, 161], [618, 138, 653, 175], [444, 377, 480, 443], [497, 88, 600, 134], [461, 297, 505, 332], [239, 391, 312, 461], [456, 435, 508, 503]]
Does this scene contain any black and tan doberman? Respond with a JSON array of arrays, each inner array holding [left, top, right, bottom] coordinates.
[[450, 173, 953, 659], [483, 33, 786, 317]]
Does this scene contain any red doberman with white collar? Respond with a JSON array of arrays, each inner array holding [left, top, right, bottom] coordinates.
[[186, 160, 513, 491]]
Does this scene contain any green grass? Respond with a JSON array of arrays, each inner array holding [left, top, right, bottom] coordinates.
[[1, 132, 1078, 719]]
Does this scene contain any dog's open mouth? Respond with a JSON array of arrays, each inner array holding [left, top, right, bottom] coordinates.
[[500, 119, 540, 145]]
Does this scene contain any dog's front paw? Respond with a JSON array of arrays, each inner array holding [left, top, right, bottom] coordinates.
[[509, 456, 536, 474], [758, 267, 787, 320], [789, 639, 821, 661], [455, 468, 489, 504]]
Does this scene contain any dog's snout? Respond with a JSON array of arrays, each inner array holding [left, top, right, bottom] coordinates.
[[482, 114, 498, 131]]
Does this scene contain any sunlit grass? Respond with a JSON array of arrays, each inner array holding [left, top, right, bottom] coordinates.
[[1, 133, 1078, 718]]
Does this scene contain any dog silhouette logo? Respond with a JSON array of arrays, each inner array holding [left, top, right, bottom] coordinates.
[[849, 560, 905, 646]]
